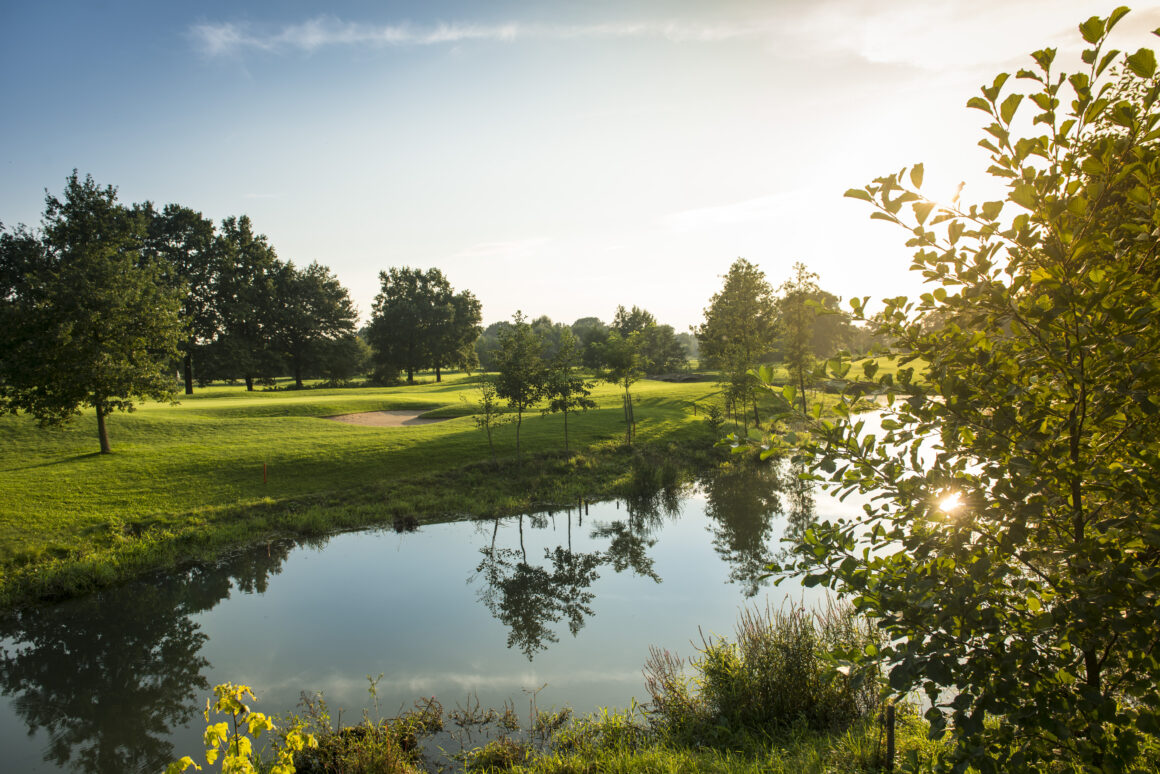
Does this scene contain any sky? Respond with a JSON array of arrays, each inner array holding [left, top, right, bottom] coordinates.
[[3, 0, 1160, 329]]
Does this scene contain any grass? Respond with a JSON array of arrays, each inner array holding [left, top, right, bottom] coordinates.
[[0, 373, 728, 606]]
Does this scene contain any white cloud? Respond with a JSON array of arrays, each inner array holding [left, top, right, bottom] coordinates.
[[188, 16, 773, 57], [451, 237, 551, 262], [784, 0, 1160, 72], [189, 3, 1160, 63], [660, 191, 808, 233]]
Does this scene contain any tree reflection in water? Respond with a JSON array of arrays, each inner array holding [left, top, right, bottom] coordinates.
[[473, 482, 687, 660], [474, 511, 604, 660], [0, 543, 292, 774], [701, 460, 817, 597]]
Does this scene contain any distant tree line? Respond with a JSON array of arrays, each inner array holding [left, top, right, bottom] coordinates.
[[475, 305, 693, 376]]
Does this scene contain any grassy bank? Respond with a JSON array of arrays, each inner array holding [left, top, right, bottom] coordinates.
[[0, 374, 727, 607]]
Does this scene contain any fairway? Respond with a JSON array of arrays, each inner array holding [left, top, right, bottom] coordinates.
[[0, 374, 720, 597]]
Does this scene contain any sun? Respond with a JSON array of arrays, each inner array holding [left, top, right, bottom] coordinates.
[[937, 491, 964, 514]]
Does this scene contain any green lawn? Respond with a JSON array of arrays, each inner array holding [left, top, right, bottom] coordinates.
[[0, 374, 722, 604]]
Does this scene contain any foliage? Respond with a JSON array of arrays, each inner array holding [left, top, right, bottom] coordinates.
[[474, 320, 512, 371], [570, 315, 610, 369], [143, 202, 218, 395], [774, 9, 1160, 771], [472, 378, 514, 461], [366, 266, 480, 383], [612, 304, 687, 373], [166, 682, 316, 774], [0, 172, 185, 453], [270, 261, 358, 388], [600, 330, 644, 445], [697, 258, 778, 428], [205, 215, 284, 391], [494, 311, 546, 459], [776, 262, 822, 415], [541, 328, 596, 451], [644, 600, 881, 744]]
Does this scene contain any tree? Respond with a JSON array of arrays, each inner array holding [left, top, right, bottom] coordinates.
[[474, 321, 512, 372], [429, 285, 482, 381], [143, 204, 218, 395], [542, 328, 596, 451], [571, 316, 609, 369], [611, 305, 655, 335], [0, 173, 184, 453], [366, 267, 478, 383], [697, 258, 778, 427], [366, 267, 431, 384], [601, 330, 644, 445], [639, 324, 688, 374], [271, 261, 358, 388], [773, 12, 1160, 770], [471, 378, 512, 462], [493, 311, 545, 459], [776, 262, 820, 415], [210, 215, 282, 391]]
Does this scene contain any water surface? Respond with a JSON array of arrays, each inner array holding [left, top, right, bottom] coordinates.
[[0, 460, 866, 773]]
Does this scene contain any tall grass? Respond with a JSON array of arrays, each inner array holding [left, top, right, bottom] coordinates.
[[644, 599, 882, 743]]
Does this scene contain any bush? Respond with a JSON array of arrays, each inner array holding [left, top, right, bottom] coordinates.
[[645, 599, 881, 743]]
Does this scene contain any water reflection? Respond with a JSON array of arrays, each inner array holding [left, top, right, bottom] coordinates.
[[0, 464, 821, 773], [474, 513, 605, 659], [472, 464, 816, 657], [701, 460, 817, 597], [0, 544, 292, 774]]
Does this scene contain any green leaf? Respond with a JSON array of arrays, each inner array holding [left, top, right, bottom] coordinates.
[[981, 201, 1004, 221], [914, 201, 935, 224], [966, 96, 992, 113], [909, 163, 924, 189], [844, 188, 873, 202], [1000, 93, 1023, 124], [1080, 16, 1105, 45], [1127, 48, 1157, 78]]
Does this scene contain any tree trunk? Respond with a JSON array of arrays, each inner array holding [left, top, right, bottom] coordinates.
[[245, 375, 254, 392], [407, 367, 414, 384], [294, 362, 303, 389], [563, 408, 570, 452], [96, 403, 111, 454], [435, 366, 442, 382], [183, 351, 194, 395], [622, 390, 632, 445], [516, 410, 523, 459]]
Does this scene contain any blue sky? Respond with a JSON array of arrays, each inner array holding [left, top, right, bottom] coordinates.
[[4, 1, 1159, 328]]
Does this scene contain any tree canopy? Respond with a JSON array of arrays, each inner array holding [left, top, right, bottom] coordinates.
[[771, 11, 1160, 770], [366, 267, 480, 383], [0, 172, 184, 453]]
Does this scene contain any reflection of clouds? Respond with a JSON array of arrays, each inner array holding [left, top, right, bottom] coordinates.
[[380, 668, 645, 695]]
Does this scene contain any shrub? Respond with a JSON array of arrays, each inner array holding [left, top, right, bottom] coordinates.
[[645, 599, 881, 743]]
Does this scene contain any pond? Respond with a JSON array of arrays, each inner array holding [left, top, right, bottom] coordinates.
[[0, 460, 870, 773]]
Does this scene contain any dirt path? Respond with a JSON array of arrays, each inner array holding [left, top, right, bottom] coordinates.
[[325, 410, 450, 427]]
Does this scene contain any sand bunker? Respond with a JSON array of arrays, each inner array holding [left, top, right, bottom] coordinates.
[[326, 410, 449, 427]]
